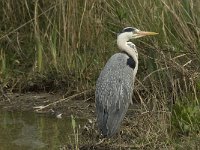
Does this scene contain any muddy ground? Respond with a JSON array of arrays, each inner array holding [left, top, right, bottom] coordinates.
[[0, 92, 95, 118], [0, 91, 142, 149]]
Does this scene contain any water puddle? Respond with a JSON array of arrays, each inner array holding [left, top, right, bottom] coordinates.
[[0, 111, 85, 150]]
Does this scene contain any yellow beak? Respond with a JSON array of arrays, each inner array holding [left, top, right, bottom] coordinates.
[[137, 31, 159, 36]]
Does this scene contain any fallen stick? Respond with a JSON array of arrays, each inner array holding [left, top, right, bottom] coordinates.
[[33, 89, 94, 112]]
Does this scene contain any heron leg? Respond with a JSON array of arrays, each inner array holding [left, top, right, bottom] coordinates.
[[118, 131, 122, 150]]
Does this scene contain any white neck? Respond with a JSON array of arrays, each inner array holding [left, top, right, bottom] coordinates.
[[117, 34, 138, 66]]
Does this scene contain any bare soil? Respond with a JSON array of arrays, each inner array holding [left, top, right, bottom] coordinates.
[[0, 92, 144, 149], [0, 92, 95, 118]]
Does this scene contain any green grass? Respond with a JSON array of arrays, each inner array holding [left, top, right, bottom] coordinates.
[[69, 115, 79, 150], [172, 98, 200, 135], [0, 0, 200, 148]]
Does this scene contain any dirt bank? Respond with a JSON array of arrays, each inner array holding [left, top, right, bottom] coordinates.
[[0, 91, 95, 119]]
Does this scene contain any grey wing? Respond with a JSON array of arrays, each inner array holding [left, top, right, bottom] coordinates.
[[95, 53, 135, 137]]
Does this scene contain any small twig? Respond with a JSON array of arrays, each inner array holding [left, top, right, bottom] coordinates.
[[143, 67, 170, 82], [183, 60, 192, 67], [171, 53, 186, 60], [33, 89, 93, 112], [95, 138, 106, 146], [83, 97, 93, 102]]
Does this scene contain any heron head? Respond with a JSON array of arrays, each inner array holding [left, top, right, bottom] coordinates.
[[120, 27, 158, 39]]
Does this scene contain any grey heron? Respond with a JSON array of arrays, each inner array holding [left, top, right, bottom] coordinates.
[[95, 27, 158, 137]]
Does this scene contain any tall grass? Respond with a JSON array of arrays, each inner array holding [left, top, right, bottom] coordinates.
[[0, 0, 200, 148]]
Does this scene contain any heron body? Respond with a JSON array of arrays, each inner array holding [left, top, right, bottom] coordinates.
[[95, 27, 158, 137]]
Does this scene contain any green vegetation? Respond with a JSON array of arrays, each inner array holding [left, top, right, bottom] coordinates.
[[69, 115, 79, 150], [172, 98, 200, 135], [0, 0, 200, 148]]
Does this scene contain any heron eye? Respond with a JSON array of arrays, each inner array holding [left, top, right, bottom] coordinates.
[[122, 27, 134, 33]]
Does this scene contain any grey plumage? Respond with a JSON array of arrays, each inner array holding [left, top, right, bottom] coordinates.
[[95, 53, 135, 137], [95, 27, 158, 137]]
